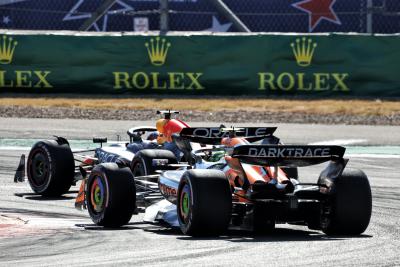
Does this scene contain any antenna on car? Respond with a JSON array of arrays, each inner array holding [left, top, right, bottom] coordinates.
[[157, 110, 180, 120]]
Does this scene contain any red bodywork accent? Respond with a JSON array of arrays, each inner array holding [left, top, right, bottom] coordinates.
[[158, 119, 189, 143]]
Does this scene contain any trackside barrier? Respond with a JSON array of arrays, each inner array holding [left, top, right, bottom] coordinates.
[[0, 31, 399, 96]]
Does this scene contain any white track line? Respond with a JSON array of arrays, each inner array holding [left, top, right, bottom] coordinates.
[[347, 154, 400, 159], [0, 146, 31, 151], [308, 139, 368, 145]]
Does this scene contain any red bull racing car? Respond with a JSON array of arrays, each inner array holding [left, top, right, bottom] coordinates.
[[14, 110, 187, 196]]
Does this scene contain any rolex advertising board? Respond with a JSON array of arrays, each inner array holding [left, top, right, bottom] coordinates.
[[0, 32, 399, 96]]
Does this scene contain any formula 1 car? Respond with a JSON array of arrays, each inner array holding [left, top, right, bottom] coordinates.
[[76, 127, 372, 236], [14, 110, 187, 197]]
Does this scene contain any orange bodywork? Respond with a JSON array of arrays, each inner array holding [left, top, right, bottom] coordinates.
[[222, 136, 290, 197], [74, 157, 94, 209], [221, 137, 249, 147], [75, 179, 86, 209]]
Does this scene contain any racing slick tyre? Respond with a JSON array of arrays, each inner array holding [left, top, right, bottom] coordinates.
[[131, 149, 177, 176], [27, 140, 74, 196], [321, 168, 372, 236], [86, 163, 136, 227], [252, 205, 276, 234], [177, 169, 232, 236]]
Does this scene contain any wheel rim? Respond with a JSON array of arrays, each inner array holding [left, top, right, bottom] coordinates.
[[90, 176, 106, 213], [31, 152, 49, 186], [179, 184, 191, 224]]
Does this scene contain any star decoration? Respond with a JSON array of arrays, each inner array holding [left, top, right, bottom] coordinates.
[[2, 16, 11, 24], [63, 0, 134, 31], [204, 16, 232, 32], [292, 0, 341, 32], [0, 0, 29, 5]]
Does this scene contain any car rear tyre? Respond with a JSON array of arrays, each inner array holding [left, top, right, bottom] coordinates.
[[252, 205, 276, 234], [86, 163, 136, 227], [27, 140, 74, 196], [321, 168, 372, 235], [177, 169, 232, 236], [131, 149, 177, 176]]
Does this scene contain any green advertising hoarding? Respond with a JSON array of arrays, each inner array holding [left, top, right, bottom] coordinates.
[[0, 31, 399, 96]]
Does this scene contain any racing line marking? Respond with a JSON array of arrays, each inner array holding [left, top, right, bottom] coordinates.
[[308, 139, 368, 145]]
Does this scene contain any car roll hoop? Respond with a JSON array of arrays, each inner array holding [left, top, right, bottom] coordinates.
[[157, 110, 180, 120]]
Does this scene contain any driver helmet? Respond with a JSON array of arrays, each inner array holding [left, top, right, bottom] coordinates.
[[156, 119, 168, 144], [156, 118, 187, 144]]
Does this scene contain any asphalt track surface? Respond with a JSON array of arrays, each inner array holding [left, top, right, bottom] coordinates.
[[0, 118, 399, 266]]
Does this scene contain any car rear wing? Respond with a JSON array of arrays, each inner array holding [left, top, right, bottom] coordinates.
[[232, 145, 346, 167], [179, 127, 277, 145]]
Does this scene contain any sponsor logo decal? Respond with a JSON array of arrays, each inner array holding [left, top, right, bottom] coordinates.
[[191, 127, 270, 138], [0, 35, 53, 88], [113, 37, 204, 90], [247, 147, 331, 157], [291, 37, 317, 67], [258, 37, 350, 92], [96, 150, 119, 163], [0, 35, 18, 65], [159, 183, 177, 197], [145, 37, 171, 66]]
